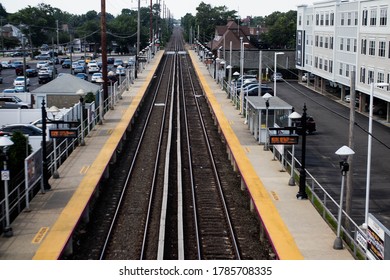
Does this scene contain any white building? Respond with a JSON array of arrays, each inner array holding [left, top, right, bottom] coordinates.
[[296, 0, 390, 120]]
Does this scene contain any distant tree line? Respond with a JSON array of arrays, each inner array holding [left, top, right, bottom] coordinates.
[[181, 2, 297, 49], [0, 3, 174, 54]]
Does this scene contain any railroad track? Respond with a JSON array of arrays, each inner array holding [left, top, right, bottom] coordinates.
[[70, 28, 271, 260]]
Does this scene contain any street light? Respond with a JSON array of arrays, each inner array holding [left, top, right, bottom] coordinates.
[[232, 71, 240, 104], [262, 93, 273, 151], [290, 104, 309, 199], [240, 40, 249, 115], [274, 52, 284, 97], [363, 81, 389, 229], [76, 89, 86, 146], [334, 145, 355, 249], [288, 110, 301, 186], [47, 106, 60, 179], [0, 135, 14, 237]]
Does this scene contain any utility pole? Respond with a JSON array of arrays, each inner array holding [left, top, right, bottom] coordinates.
[[345, 70, 356, 228], [56, 20, 59, 52], [101, 0, 108, 100]]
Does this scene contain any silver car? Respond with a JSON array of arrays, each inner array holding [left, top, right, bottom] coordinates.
[[0, 96, 30, 109]]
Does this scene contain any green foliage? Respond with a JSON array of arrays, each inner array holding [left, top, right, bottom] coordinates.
[[85, 92, 95, 104]]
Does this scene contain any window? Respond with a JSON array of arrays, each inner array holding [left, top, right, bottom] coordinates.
[[339, 63, 343, 75], [354, 39, 357, 52], [355, 11, 359, 25], [369, 40, 376, 55], [380, 7, 388, 26], [362, 9, 368, 25], [370, 8, 377, 26], [346, 64, 350, 77], [319, 58, 323, 69], [299, 15, 302, 26], [341, 13, 345, 25], [325, 37, 329, 49], [329, 60, 333, 73], [348, 12, 352, 25], [316, 14, 319, 25], [320, 36, 323, 48], [379, 41, 386, 57], [315, 56, 318, 68], [360, 67, 366, 83], [320, 13, 324, 25], [378, 72, 385, 83], [330, 12, 335, 25], [307, 15, 310, 25], [324, 59, 328, 72], [347, 38, 351, 52], [361, 39, 367, 54], [340, 38, 344, 51], [315, 35, 319, 47], [330, 37, 334, 49], [368, 70, 374, 83], [326, 13, 330, 26]]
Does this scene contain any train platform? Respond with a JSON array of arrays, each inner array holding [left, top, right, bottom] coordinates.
[[0, 48, 354, 260]]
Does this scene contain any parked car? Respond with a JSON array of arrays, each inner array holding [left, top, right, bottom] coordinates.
[[107, 57, 115, 64], [294, 116, 316, 134], [373, 103, 387, 115], [244, 85, 274, 96], [344, 95, 359, 105], [74, 65, 86, 74], [88, 62, 100, 74], [34, 53, 51, 60], [2, 88, 17, 94], [15, 64, 31, 76], [26, 68, 38, 77], [38, 73, 52, 84], [116, 65, 126, 76], [302, 73, 315, 82], [36, 61, 49, 69], [0, 96, 30, 109], [62, 59, 72, 68], [13, 76, 30, 86], [271, 72, 283, 82], [0, 124, 42, 136], [113, 58, 124, 67], [75, 73, 88, 81], [14, 85, 29, 92], [1, 61, 11, 68], [91, 72, 103, 83]]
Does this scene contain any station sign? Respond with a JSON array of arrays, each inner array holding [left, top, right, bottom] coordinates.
[[49, 129, 78, 138], [269, 135, 299, 145]]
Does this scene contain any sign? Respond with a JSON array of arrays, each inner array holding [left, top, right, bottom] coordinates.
[[49, 129, 78, 138], [269, 135, 299, 145], [1, 170, 10, 181]]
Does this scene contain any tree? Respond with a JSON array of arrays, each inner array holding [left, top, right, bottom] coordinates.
[[8, 131, 32, 177]]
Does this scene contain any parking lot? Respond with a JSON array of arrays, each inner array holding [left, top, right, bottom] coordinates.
[[0, 54, 132, 95]]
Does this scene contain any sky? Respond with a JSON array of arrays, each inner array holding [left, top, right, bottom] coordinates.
[[1, 0, 306, 19]]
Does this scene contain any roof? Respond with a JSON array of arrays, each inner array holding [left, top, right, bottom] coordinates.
[[31, 74, 100, 95], [246, 96, 293, 110]]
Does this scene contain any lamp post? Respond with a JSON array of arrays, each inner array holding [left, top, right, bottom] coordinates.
[[41, 98, 51, 191], [0, 135, 14, 237], [226, 65, 233, 98], [334, 145, 355, 249], [274, 52, 284, 97], [76, 89, 86, 146], [288, 110, 301, 186], [240, 40, 249, 115], [47, 106, 60, 179], [363, 82, 389, 228], [290, 104, 308, 199], [96, 78, 104, 125], [262, 93, 273, 151]]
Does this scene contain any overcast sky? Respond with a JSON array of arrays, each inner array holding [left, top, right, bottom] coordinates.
[[1, 0, 307, 18]]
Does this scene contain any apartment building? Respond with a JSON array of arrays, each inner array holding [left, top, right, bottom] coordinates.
[[296, 0, 390, 120]]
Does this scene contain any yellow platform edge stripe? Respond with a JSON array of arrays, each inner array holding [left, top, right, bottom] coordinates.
[[33, 51, 164, 260], [188, 50, 304, 260]]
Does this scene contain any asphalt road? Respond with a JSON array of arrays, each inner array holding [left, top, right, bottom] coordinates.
[[275, 81, 390, 229]]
